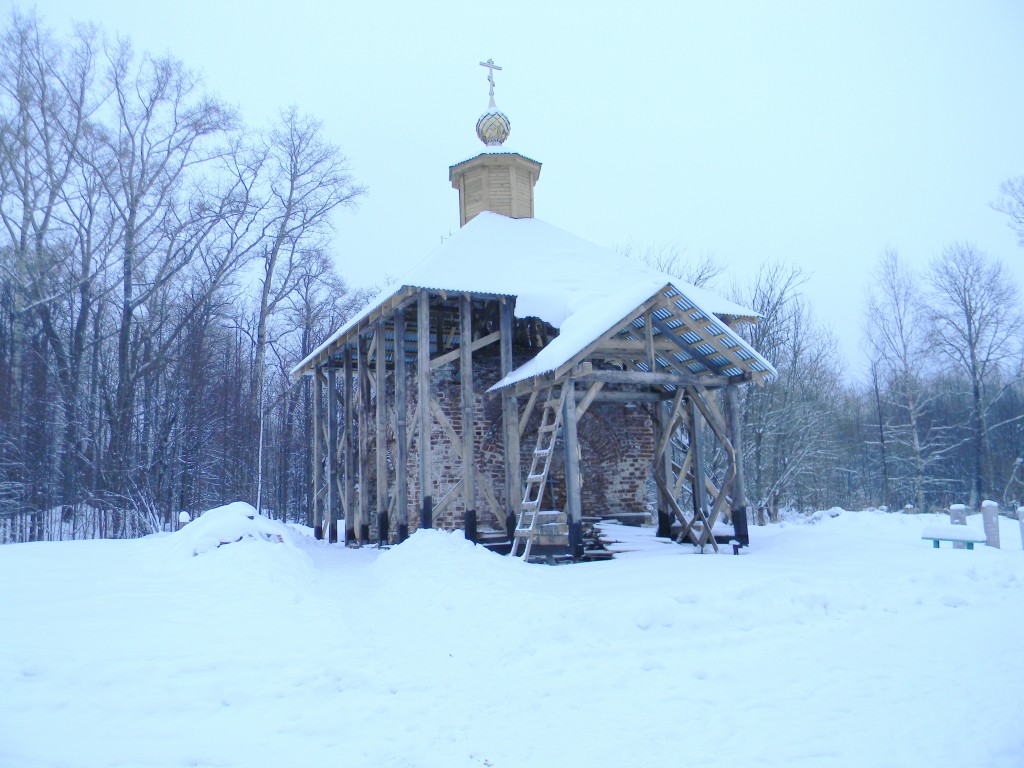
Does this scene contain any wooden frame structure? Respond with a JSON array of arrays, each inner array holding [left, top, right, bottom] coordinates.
[[298, 278, 771, 558]]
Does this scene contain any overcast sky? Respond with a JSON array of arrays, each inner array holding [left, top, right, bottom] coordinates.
[[26, 0, 1024, 379]]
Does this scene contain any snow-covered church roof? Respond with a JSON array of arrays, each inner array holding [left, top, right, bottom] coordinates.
[[292, 212, 776, 386]]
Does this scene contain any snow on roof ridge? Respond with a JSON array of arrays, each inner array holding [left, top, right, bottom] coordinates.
[[292, 213, 763, 379]]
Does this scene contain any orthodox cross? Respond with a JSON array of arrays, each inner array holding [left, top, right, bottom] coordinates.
[[479, 58, 502, 99]]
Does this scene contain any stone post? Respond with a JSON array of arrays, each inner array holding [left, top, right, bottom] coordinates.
[[980, 499, 1001, 549], [949, 503, 967, 549]]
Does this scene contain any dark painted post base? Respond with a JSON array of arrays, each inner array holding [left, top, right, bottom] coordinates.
[[505, 512, 516, 542], [656, 510, 672, 538], [377, 511, 389, 546], [397, 523, 409, 543], [569, 519, 584, 560], [420, 497, 432, 530], [344, 522, 355, 546], [732, 506, 750, 547], [464, 510, 477, 543], [328, 522, 338, 543], [314, 524, 324, 541]]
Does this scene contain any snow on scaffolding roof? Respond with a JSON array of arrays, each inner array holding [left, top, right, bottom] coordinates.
[[291, 212, 773, 383]]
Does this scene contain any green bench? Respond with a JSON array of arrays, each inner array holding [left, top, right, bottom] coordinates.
[[921, 524, 987, 550]]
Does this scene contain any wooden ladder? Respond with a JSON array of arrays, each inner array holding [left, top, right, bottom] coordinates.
[[510, 383, 567, 560]]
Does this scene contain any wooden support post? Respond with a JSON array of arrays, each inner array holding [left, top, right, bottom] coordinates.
[[395, 307, 409, 543], [688, 392, 708, 533], [654, 399, 673, 538], [460, 294, 477, 542], [499, 297, 520, 539], [417, 291, 433, 530], [343, 346, 355, 544], [357, 335, 370, 544], [312, 367, 324, 539], [375, 320, 388, 545], [562, 377, 583, 559], [327, 366, 339, 542], [724, 384, 749, 547]]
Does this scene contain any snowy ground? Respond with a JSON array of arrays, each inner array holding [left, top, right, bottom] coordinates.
[[2, 504, 1023, 768]]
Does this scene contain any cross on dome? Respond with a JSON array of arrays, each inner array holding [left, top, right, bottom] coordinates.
[[479, 58, 502, 105]]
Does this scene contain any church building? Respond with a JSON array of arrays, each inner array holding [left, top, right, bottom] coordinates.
[[291, 61, 776, 560]]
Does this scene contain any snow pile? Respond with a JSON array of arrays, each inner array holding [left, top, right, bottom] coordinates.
[[2, 508, 1023, 768], [374, 528, 515, 581], [162, 501, 298, 557]]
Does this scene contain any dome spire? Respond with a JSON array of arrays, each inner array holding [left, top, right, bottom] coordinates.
[[476, 58, 510, 147]]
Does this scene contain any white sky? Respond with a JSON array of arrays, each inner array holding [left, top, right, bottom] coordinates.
[[25, 0, 1024, 379]]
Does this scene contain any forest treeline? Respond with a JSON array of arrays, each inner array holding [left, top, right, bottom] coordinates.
[[0, 13, 369, 541], [1, 14, 1022, 542]]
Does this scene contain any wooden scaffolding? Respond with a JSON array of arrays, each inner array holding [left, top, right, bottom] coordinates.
[[300, 281, 770, 558]]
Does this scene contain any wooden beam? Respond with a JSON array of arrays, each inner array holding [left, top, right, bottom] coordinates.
[[654, 398, 674, 537], [654, 388, 687, 462], [644, 310, 656, 371], [417, 290, 432, 530], [574, 380, 605, 419], [684, 392, 718, 552], [562, 378, 583, 559], [327, 366, 339, 543], [395, 307, 409, 542], [311, 366, 323, 539], [579, 389, 671, 404], [576, 369, 732, 388], [690, 385, 731, 447], [725, 383, 749, 547], [343, 345, 355, 544], [430, 330, 500, 369], [587, 339, 681, 355], [518, 388, 540, 436], [460, 295, 477, 542], [357, 335, 370, 544], [433, 478, 463, 516], [687, 394, 708, 537], [499, 297, 520, 537], [375, 319, 388, 545]]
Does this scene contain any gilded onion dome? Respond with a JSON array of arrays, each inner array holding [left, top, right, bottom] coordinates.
[[476, 109, 510, 146]]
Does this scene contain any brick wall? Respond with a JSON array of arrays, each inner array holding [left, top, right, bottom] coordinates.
[[394, 345, 654, 537]]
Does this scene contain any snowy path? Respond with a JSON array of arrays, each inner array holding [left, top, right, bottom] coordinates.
[[1, 509, 1022, 767]]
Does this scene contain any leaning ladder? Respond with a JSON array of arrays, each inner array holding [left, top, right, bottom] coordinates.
[[510, 383, 567, 560]]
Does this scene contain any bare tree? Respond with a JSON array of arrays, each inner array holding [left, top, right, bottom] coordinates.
[[0, 12, 100, 532], [865, 249, 949, 511], [618, 241, 725, 289], [248, 107, 364, 513], [733, 262, 842, 520], [87, 41, 236, 518], [994, 177, 1024, 246], [928, 243, 1024, 506]]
